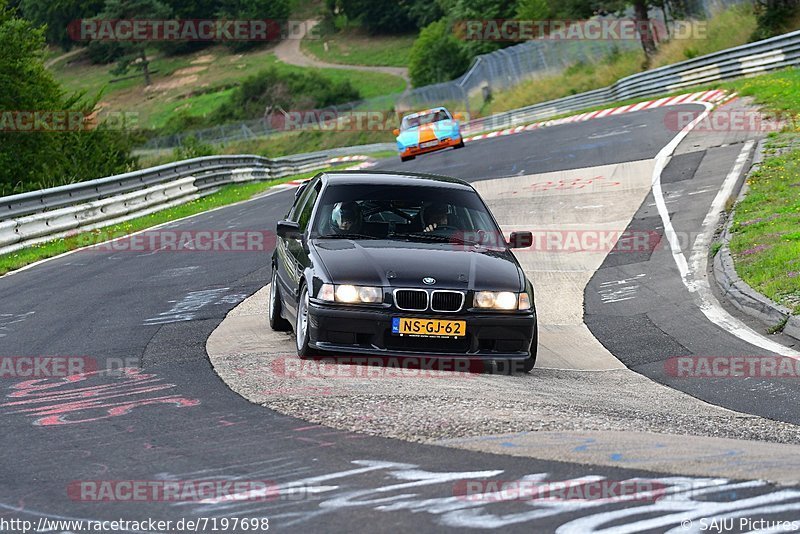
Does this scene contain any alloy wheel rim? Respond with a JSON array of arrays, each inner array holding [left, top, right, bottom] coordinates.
[[269, 269, 277, 320], [296, 290, 309, 350]]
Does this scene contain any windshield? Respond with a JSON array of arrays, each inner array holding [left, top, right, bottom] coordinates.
[[311, 183, 504, 245], [401, 109, 451, 130]]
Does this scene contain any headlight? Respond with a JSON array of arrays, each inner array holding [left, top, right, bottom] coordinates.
[[474, 291, 531, 310], [318, 284, 383, 304]]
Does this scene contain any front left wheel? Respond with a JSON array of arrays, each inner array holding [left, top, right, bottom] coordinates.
[[295, 285, 319, 359], [268, 267, 291, 332]]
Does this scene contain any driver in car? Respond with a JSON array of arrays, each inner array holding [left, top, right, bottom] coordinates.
[[330, 201, 363, 234], [421, 202, 449, 233]]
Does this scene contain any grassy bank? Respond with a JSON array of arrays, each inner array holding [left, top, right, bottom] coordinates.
[[729, 145, 800, 315], [485, 5, 758, 115], [722, 68, 800, 315], [301, 24, 415, 67], [51, 46, 406, 131], [0, 167, 336, 276]]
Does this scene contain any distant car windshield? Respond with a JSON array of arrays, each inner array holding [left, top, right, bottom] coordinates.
[[311, 183, 504, 246], [401, 110, 451, 130]]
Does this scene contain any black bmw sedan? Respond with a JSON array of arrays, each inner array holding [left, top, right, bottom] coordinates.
[[269, 171, 538, 372]]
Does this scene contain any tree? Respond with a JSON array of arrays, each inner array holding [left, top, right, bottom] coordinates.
[[0, 2, 63, 193], [19, 0, 105, 49], [408, 19, 470, 86], [158, 0, 218, 55], [328, 0, 417, 34], [632, 0, 657, 61], [215, 0, 291, 52], [0, 1, 135, 195], [752, 0, 800, 40], [516, 0, 551, 20], [89, 0, 171, 85], [443, 0, 519, 55], [568, 0, 661, 63]]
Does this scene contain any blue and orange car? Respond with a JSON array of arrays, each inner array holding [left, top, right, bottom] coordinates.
[[393, 107, 464, 162]]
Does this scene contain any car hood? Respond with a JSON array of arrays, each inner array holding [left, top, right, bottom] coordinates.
[[396, 120, 460, 147], [312, 240, 523, 291]]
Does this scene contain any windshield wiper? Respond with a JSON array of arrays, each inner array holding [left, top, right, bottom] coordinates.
[[393, 232, 480, 246], [316, 233, 378, 240]]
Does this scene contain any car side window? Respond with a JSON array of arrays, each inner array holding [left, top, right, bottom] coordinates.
[[296, 184, 320, 232], [289, 179, 318, 223]]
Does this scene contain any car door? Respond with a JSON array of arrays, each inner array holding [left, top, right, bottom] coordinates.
[[277, 178, 320, 321]]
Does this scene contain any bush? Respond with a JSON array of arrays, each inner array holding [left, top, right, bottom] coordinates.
[[209, 67, 361, 123], [408, 20, 470, 87], [174, 136, 214, 160]]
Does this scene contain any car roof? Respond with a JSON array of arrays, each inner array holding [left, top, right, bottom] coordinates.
[[319, 170, 473, 190], [403, 107, 448, 120]]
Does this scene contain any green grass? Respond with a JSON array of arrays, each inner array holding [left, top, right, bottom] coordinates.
[[725, 69, 800, 116], [258, 54, 406, 97], [149, 87, 236, 130], [0, 167, 337, 276], [729, 150, 800, 314], [301, 25, 415, 68], [706, 66, 800, 315], [50, 46, 406, 131]]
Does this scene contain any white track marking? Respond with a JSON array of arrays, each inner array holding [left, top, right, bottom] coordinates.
[[650, 103, 800, 357]]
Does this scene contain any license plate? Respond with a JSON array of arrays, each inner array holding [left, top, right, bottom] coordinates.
[[420, 140, 439, 148], [392, 317, 466, 338]]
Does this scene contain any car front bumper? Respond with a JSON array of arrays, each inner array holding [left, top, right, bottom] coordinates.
[[307, 301, 536, 361], [400, 136, 462, 157]]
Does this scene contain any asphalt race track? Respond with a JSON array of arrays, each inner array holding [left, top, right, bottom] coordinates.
[[3, 103, 800, 533]]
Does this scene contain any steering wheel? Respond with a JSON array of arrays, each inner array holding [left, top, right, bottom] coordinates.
[[423, 224, 458, 234]]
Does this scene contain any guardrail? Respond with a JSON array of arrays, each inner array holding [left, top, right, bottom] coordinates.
[[3, 27, 799, 255], [0, 151, 360, 255], [462, 29, 800, 134]]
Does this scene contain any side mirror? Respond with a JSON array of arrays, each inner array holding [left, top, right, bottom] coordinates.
[[277, 220, 301, 239], [392, 128, 400, 137], [508, 231, 533, 249]]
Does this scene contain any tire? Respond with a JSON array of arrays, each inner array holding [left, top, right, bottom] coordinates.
[[268, 266, 291, 332], [401, 155, 415, 162], [295, 285, 319, 359], [454, 138, 465, 149]]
